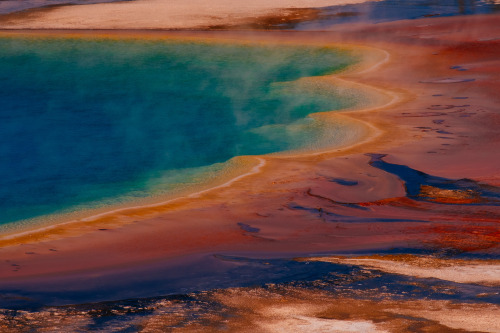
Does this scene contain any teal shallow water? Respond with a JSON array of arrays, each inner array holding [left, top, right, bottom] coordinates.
[[0, 36, 362, 228]]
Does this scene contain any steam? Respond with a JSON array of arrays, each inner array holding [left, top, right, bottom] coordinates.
[[0, 36, 360, 225]]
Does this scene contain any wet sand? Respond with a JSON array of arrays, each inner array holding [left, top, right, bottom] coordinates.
[[0, 12, 499, 330]]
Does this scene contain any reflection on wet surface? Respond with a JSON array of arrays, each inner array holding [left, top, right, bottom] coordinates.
[[2, 0, 499, 29], [296, 0, 500, 30], [366, 153, 500, 205], [0, 3, 499, 331], [1, 254, 498, 331], [2, 150, 498, 330]]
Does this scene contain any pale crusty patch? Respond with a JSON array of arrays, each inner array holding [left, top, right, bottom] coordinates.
[[386, 301, 500, 333], [0, 0, 377, 29], [303, 255, 500, 286]]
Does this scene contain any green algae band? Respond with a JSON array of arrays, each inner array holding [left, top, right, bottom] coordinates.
[[0, 36, 360, 227]]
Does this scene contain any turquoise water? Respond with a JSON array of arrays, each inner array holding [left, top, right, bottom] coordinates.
[[0, 36, 360, 227]]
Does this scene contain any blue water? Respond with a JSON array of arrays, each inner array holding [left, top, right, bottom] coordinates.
[[0, 36, 359, 227], [295, 0, 500, 30]]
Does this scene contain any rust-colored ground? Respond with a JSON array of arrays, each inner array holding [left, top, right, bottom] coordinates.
[[0, 15, 499, 327]]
